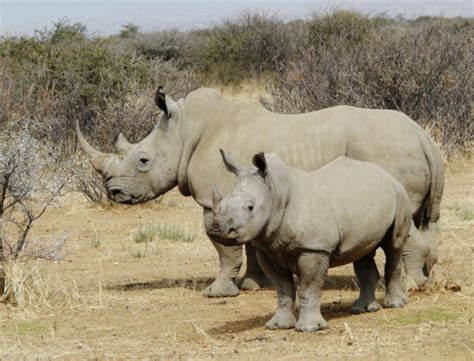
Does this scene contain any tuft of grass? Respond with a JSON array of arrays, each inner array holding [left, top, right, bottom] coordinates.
[[131, 245, 148, 258], [446, 201, 474, 221], [392, 309, 459, 325], [165, 199, 178, 208], [9, 321, 50, 335], [133, 222, 196, 243]]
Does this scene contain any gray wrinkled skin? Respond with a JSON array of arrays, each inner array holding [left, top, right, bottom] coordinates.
[[77, 87, 444, 297], [209, 151, 411, 332]]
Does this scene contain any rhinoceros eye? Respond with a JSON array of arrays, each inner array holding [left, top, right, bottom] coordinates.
[[248, 205, 254, 212], [139, 158, 149, 165]]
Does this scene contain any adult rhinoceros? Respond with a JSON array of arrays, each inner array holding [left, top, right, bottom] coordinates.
[[76, 87, 444, 297]]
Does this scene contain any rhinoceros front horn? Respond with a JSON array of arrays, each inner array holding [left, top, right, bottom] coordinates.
[[75, 120, 111, 173]]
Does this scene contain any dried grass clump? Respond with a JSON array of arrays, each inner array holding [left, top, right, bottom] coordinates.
[[133, 222, 196, 244]]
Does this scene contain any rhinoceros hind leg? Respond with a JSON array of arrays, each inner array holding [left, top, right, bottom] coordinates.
[[382, 221, 408, 308], [351, 252, 381, 315], [239, 244, 272, 291]]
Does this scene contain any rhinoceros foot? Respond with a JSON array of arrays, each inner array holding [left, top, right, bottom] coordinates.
[[239, 273, 272, 291], [265, 311, 296, 330], [295, 314, 328, 333], [202, 278, 240, 298], [383, 293, 408, 309], [351, 299, 381, 314]]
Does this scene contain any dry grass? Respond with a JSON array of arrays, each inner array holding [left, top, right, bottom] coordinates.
[[132, 222, 197, 244]]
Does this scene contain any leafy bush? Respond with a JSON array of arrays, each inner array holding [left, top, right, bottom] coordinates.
[[195, 11, 293, 83]]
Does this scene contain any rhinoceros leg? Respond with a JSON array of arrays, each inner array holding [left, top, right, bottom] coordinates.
[[351, 251, 381, 314], [403, 222, 430, 290], [202, 238, 241, 298], [239, 244, 272, 291], [256, 249, 296, 330], [382, 242, 408, 308], [295, 251, 329, 333]]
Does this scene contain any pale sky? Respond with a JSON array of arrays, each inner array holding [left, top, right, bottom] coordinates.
[[1, 0, 472, 36]]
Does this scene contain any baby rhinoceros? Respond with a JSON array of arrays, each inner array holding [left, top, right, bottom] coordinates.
[[206, 150, 412, 333]]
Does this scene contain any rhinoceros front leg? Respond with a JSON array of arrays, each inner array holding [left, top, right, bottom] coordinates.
[[403, 222, 430, 290], [202, 208, 241, 297], [239, 243, 272, 291], [351, 251, 382, 314], [202, 237, 242, 298], [256, 249, 296, 330], [295, 251, 329, 333]]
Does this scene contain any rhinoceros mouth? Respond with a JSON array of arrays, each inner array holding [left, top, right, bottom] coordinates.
[[107, 188, 156, 205]]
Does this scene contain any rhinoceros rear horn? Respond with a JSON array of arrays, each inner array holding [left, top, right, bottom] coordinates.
[[116, 132, 132, 153], [212, 188, 223, 210], [154, 85, 168, 116], [75, 120, 111, 173]]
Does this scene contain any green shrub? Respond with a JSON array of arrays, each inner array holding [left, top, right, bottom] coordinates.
[[195, 11, 292, 84]]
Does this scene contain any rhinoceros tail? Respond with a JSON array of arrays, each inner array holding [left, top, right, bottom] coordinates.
[[419, 132, 445, 228]]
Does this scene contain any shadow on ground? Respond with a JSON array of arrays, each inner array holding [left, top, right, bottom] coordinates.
[[206, 300, 355, 335], [107, 275, 358, 292]]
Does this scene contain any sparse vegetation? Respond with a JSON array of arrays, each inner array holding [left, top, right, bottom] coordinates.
[[133, 222, 196, 244], [446, 201, 474, 221], [392, 309, 459, 325]]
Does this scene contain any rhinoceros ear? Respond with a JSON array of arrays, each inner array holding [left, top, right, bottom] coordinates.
[[252, 152, 267, 177], [154, 85, 168, 116], [219, 149, 242, 175]]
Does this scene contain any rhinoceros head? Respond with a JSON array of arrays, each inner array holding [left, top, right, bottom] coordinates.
[[76, 87, 183, 204], [207, 150, 277, 245]]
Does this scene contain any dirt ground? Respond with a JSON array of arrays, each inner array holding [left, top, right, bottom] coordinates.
[[0, 155, 472, 360]]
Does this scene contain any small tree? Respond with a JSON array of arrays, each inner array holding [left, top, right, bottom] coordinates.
[[119, 23, 139, 38], [0, 124, 70, 304]]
